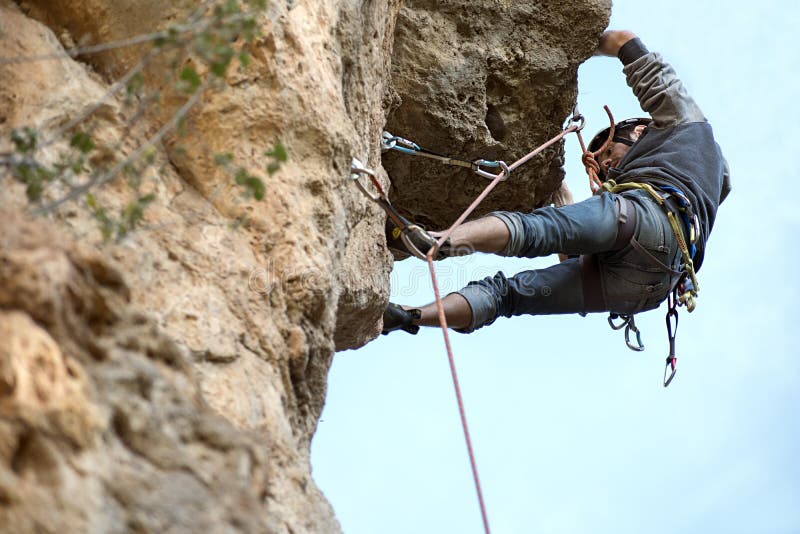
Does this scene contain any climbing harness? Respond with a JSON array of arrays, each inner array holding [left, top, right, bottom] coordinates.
[[381, 131, 509, 181], [601, 179, 700, 312], [350, 158, 437, 260]]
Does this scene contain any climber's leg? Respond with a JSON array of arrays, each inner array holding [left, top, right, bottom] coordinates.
[[489, 192, 620, 258], [409, 258, 584, 332]]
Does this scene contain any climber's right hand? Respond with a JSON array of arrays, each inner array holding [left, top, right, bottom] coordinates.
[[597, 30, 637, 57]]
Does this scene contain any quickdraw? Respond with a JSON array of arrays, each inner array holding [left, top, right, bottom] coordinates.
[[381, 131, 509, 181], [350, 158, 436, 260]]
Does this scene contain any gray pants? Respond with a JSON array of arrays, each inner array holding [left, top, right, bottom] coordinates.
[[455, 190, 682, 333]]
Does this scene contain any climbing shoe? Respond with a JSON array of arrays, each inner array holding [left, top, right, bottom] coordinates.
[[381, 302, 421, 335], [385, 219, 452, 260]]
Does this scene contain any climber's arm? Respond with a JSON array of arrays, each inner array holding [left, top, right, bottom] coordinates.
[[599, 30, 705, 128]]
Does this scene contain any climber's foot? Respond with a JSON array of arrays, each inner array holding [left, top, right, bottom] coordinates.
[[381, 302, 421, 335]]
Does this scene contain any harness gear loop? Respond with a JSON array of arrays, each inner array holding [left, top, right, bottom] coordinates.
[[350, 158, 437, 261]]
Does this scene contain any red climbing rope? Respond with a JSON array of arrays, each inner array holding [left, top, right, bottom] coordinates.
[[424, 122, 584, 534], [575, 105, 616, 193]]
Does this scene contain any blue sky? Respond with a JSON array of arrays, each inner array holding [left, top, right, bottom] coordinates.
[[312, 2, 800, 533]]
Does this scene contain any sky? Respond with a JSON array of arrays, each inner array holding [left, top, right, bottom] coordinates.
[[311, 2, 800, 533]]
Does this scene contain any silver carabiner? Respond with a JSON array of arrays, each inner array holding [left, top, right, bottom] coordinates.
[[565, 109, 586, 131], [625, 320, 645, 352], [381, 131, 397, 151], [350, 158, 381, 201], [663, 356, 677, 387], [608, 314, 628, 331], [401, 224, 437, 261], [474, 160, 510, 181]]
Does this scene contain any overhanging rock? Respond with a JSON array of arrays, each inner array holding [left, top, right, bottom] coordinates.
[[384, 0, 611, 232]]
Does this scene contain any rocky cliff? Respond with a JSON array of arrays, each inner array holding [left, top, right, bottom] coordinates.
[[0, 0, 609, 532]]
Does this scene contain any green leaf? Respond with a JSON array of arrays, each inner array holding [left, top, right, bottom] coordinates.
[[70, 131, 94, 154], [234, 168, 249, 185], [232, 168, 266, 201], [11, 127, 37, 153], [248, 177, 265, 200], [25, 181, 43, 202], [179, 66, 202, 92], [126, 72, 143, 94], [210, 59, 230, 78], [265, 143, 287, 162], [238, 50, 250, 68], [266, 161, 280, 175], [213, 152, 234, 166]]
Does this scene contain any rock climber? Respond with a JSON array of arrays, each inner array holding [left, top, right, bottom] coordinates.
[[381, 29, 731, 336]]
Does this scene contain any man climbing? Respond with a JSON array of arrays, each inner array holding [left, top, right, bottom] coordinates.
[[381, 29, 731, 336]]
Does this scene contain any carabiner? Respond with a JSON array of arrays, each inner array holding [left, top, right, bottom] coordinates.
[[566, 112, 586, 132], [474, 160, 510, 181], [608, 313, 628, 331], [380, 131, 397, 151], [625, 319, 645, 352], [472, 159, 501, 169], [663, 356, 677, 387], [350, 158, 383, 202], [664, 304, 679, 387], [400, 224, 437, 261], [381, 130, 419, 153]]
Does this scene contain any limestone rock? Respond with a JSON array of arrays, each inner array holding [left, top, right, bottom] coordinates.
[[384, 0, 610, 231], [0, 210, 289, 533]]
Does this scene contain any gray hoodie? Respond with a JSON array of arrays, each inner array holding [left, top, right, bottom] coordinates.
[[607, 38, 731, 271]]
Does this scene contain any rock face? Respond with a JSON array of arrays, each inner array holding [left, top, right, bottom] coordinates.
[[0, 210, 280, 533], [0, 0, 609, 532], [384, 0, 610, 230]]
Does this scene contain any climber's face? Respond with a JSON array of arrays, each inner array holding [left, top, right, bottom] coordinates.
[[598, 124, 647, 173], [598, 141, 632, 174]]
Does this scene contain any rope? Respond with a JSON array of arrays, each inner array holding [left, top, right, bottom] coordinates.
[[574, 105, 616, 193], [424, 123, 581, 534]]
